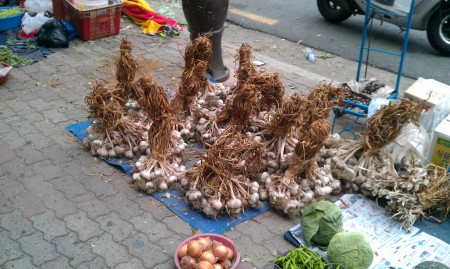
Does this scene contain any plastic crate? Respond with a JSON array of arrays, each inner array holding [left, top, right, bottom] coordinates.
[[62, 0, 123, 41], [0, 7, 24, 32], [52, 0, 65, 20]]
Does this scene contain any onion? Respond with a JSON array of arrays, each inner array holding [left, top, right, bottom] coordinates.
[[197, 261, 213, 269], [180, 256, 196, 269], [197, 237, 212, 250], [211, 240, 223, 249], [212, 264, 224, 269], [220, 259, 232, 269], [199, 250, 216, 264], [213, 245, 228, 261], [187, 240, 203, 258], [225, 247, 233, 260], [178, 244, 188, 258]]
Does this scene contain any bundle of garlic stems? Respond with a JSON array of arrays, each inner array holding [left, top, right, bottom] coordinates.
[[115, 36, 142, 106], [247, 73, 285, 112], [216, 43, 259, 125], [84, 80, 146, 159], [182, 129, 263, 218], [374, 164, 449, 230], [258, 93, 303, 161], [362, 98, 422, 154], [256, 84, 343, 173], [299, 84, 347, 130], [171, 35, 212, 116], [269, 119, 336, 217], [235, 43, 257, 89], [321, 98, 422, 193], [217, 75, 269, 130], [131, 76, 186, 194]]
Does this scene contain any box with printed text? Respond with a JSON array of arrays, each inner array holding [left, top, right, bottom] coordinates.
[[429, 114, 450, 170]]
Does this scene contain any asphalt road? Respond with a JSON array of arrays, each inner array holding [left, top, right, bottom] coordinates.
[[226, 0, 450, 85]]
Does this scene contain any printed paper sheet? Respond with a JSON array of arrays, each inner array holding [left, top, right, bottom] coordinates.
[[289, 194, 450, 268]]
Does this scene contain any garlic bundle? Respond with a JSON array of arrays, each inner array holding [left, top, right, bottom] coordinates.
[[191, 86, 229, 146], [132, 154, 186, 194]]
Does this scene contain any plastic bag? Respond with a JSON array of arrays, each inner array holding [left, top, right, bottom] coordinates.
[[368, 98, 390, 118], [36, 19, 69, 48], [387, 123, 430, 170], [421, 97, 450, 135], [24, 0, 53, 14], [60, 20, 77, 41], [22, 12, 52, 35]]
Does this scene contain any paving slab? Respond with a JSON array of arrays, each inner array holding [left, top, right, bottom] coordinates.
[[1, 254, 34, 269], [0, 229, 24, 265], [17, 231, 59, 267], [0, 209, 35, 240], [86, 233, 131, 268], [30, 210, 69, 241], [122, 232, 170, 267], [96, 212, 134, 242], [52, 232, 97, 267], [64, 211, 102, 242]]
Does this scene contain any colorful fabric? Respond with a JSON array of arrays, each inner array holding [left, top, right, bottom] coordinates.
[[122, 0, 181, 35]]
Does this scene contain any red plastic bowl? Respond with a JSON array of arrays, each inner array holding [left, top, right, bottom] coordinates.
[[174, 233, 241, 269], [0, 62, 12, 86]]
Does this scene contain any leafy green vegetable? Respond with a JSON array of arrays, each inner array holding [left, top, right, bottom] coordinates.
[[300, 200, 343, 247], [327, 232, 373, 269], [0, 45, 31, 67], [415, 261, 449, 269], [271, 246, 330, 269]]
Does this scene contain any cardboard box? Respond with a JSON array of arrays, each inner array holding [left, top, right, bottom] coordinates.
[[405, 77, 450, 108], [429, 114, 450, 170]]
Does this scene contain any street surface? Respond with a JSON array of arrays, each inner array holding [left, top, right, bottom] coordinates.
[[226, 0, 450, 85]]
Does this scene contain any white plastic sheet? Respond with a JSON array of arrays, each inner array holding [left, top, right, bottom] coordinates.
[[24, 0, 53, 14], [21, 12, 51, 35]]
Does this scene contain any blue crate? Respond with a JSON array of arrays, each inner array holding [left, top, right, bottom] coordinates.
[[0, 7, 24, 32]]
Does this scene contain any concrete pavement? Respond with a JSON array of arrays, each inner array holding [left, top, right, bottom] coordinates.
[[0, 7, 415, 269]]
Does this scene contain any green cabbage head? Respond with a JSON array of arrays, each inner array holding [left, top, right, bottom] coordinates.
[[327, 232, 374, 269], [300, 200, 343, 247]]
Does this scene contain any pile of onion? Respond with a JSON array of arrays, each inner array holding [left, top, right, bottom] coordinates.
[[177, 237, 234, 269]]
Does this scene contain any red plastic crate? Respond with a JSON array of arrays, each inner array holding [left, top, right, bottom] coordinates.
[[52, 0, 64, 20], [62, 0, 123, 41]]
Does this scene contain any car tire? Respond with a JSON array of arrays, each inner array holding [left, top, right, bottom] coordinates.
[[317, 0, 353, 23], [427, 9, 450, 56]]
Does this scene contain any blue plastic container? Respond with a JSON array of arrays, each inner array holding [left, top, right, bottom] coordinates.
[[0, 7, 24, 32]]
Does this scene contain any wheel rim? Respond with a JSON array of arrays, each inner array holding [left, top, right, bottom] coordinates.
[[439, 14, 450, 45], [327, 0, 344, 11]]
